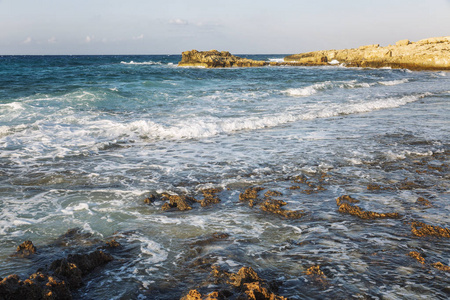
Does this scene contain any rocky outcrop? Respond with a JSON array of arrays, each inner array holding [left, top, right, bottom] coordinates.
[[13, 240, 37, 257], [284, 36, 450, 70], [178, 50, 270, 68]]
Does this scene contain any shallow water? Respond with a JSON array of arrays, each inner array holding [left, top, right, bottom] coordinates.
[[0, 55, 449, 299]]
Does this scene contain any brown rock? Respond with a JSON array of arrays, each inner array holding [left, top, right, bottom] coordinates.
[[431, 262, 450, 272], [336, 195, 359, 206], [417, 197, 432, 207], [181, 289, 203, 300], [161, 194, 196, 211], [14, 240, 37, 257], [408, 251, 425, 264], [239, 187, 264, 203], [50, 259, 83, 289], [0, 273, 72, 300], [200, 188, 222, 207], [284, 36, 450, 70], [338, 203, 400, 219], [411, 221, 450, 238], [260, 198, 304, 219], [178, 50, 269, 68]]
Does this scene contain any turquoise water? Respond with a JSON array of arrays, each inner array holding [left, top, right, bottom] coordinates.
[[1, 55, 449, 299]]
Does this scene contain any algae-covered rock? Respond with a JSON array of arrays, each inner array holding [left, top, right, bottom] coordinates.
[[178, 50, 269, 68]]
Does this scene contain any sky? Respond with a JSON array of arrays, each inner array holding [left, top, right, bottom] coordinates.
[[1, 0, 449, 55]]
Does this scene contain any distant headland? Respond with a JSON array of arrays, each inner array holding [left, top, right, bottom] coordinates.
[[178, 36, 450, 70]]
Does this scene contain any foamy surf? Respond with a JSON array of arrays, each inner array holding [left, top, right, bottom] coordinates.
[[1, 54, 449, 300], [120, 61, 162, 65]]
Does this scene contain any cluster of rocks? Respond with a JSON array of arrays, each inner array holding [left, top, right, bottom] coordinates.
[[239, 187, 305, 219], [179, 36, 450, 70], [1, 235, 117, 300], [181, 266, 287, 300], [408, 251, 450, 272], [335, 195, 400, 220], [178, 50, 270, 68], [284, 36, 450, 70], [144, 188, 223, 211]]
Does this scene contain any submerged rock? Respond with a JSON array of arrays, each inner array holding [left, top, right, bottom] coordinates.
[[284, 36, 450, 70]]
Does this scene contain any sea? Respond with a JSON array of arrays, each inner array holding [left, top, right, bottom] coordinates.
[[0, 55, 449, 299]]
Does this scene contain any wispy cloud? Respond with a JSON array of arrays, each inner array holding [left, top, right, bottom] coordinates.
[[169, 19, 189, 26], [132, 34, 144, 40], [85, 35, 94, 43], [22, 37, 32, 44], [48, 36, 57, 44]]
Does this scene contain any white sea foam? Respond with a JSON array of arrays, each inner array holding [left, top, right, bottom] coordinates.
[[0, 102, 25, 110], [268, 58, 284, 63], [328, 59, 340, 65], [283, 80, 373, 97], [283, 82, 333, 97], [379, 79, 409, 86], [120, 61, 162, 65]]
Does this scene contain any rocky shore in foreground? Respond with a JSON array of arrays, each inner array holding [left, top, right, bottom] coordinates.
[[179, 36, 450, 70]]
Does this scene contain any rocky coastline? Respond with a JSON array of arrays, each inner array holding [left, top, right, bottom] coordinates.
[[179, 36, 450, 70], [1, 149, 449, 299]]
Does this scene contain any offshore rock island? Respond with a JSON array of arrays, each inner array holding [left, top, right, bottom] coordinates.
[[179, 36, 450, 70]]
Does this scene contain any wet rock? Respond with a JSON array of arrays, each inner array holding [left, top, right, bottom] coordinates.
[[13, 240, 37, 257], [264, 190, 282, 198], [228, 267, 261, 288], [161, 194, 197, 211], [289, 186, 301, 190], [144, 194, 157, 204], [239, 187, 304, 219], [305, 265, 325, 277], [397, 180, 421, 190], [338, 203, 400, 219], [65, 250, 113, 275], [416, 197, 432, 207], [305, 265, 328, 286], [411, 221, 450, 238], [200, 188, 222, 207], [260, 198, 304, 219], [336, 196, 400, 219], [293, 175, 308, 184], [180, 290, 226, 300], [208, 266, 287, 300], [239, 187, 264, 206], [336, 195, 360, 206], [49, 250, 113, 289], [50, 259, 83, 289], [102, 239, 121, 249], [181, 289, 203, 300], [0, 273, 72, 300], [52, 228, 99, 248], [408, 251, 425, 264], [431, 262, 450, 272]]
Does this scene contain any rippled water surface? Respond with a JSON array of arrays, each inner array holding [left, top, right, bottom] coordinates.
[[0, 55, 449, 299]]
